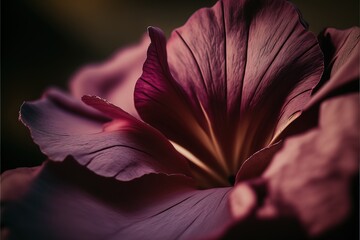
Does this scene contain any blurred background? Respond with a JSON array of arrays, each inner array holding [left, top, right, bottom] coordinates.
[[1, 0, 359, 172]]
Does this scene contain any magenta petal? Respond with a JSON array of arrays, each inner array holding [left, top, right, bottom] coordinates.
[[228, 28, 360, 235], [231, 93, 359, 237], [3, 160, 232, 240], [20, 89, 190, 181], [136, 27, 228, 186], [1, 166, 42, 203], [308, 27, 360, 107], [235, 141, 283, 183], [275, 27, 360, 143], [70, 34, 150, 118], [263, 94, 359, 236], [135, 0, 323, 181]]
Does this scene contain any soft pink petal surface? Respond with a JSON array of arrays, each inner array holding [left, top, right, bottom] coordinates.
[[3, 160, 232, 240], [135, 0, 323, 182], [230, 93, 359, 238], [20, 89, 190, 181], [227, 27, 359, 238], [70, 35, 150, 118], [235, 141, 283, 183], [265, 93, 359, 235], [276, 27, 359, 140], [308, 27, 359, 107]]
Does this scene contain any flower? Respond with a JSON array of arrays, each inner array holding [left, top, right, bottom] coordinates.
[[2, 0, 359, 239]]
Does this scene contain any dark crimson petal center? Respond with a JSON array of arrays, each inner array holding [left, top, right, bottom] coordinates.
[[135, 0, 323, 188]]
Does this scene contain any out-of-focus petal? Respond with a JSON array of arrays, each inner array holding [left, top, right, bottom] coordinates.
[[1, 166, 42, 203], [230, 93, 359, 238], [262, 93, 359, 236], [135, 0, 323, 182], [3, 160, 232, 240], [20, 89, 190, 181], [70, 35, 150, 118], [1, 166, 43, 240]]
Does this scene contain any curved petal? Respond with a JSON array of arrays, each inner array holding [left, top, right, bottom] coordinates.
[[308, 27, 359, 107], [20, 89, 190, 181], [230, 93, 359, 238], [3, 160, 232, 240], [276, 27, 359, 141], [135, 0, 323, 184], [235, 141, 283, 183], [70, 34, 150, 118]]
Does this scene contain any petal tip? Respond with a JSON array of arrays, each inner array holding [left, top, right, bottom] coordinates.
[[147, 26, 166, 42]]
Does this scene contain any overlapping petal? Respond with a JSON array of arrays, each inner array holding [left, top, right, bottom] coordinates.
[[6, 0, 358, 239], [308, 27, 359, 106], [70, 35, 150, 118], [229, 93, 359, 238], [2, 160, 232, 240], [135, 0, 323, 184], [20, 89, 190, 181], [235, 141, 283, 182], [227, 27, 359, 238], [276, 27, 359, 140], [267, 94, 358, 235]]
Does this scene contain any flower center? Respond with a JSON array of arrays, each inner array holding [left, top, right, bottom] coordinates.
[[168, 113, 259, 188], [170, 107, 299, 189]]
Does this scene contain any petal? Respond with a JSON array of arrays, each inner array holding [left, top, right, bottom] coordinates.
[[230, 93, 359, 237], [1, 166, 43, 240], [135, 0, 323, 183], [308, 27, 360, 107], [20, 89, 190, 181], [3, 160, 232, 240], [136, 27, 230, 187], [70, 34, 150, 118], [1, 166, 42, 203], [275, 27, 360, 141], [235, 141, 283, 183]]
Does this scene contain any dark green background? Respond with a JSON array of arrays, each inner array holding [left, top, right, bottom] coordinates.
[[2, 0, 359, 171]]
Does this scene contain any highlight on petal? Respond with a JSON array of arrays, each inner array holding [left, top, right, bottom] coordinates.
[[70, 34, 150, 118], [3, 160, 232, 240], [20, 89, 190, 181], [135, 0, 323, 187], [230, 93, 359, 238]]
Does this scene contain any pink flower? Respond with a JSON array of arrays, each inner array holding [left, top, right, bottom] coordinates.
[[2, 0, 359, 239]]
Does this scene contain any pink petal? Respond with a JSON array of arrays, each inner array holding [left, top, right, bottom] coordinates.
[[275, 27, 360, 141], [70, 34, 150, 118], [235, 141, 283, 182], [20, 89, 190, 181], [227, 28, 359, 237], [1, 166, 42, 203], [230, 93, 359, 237], [135, 0, 323, 181], [307, 27, 359, 107], [3, 160, 232, 240]]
